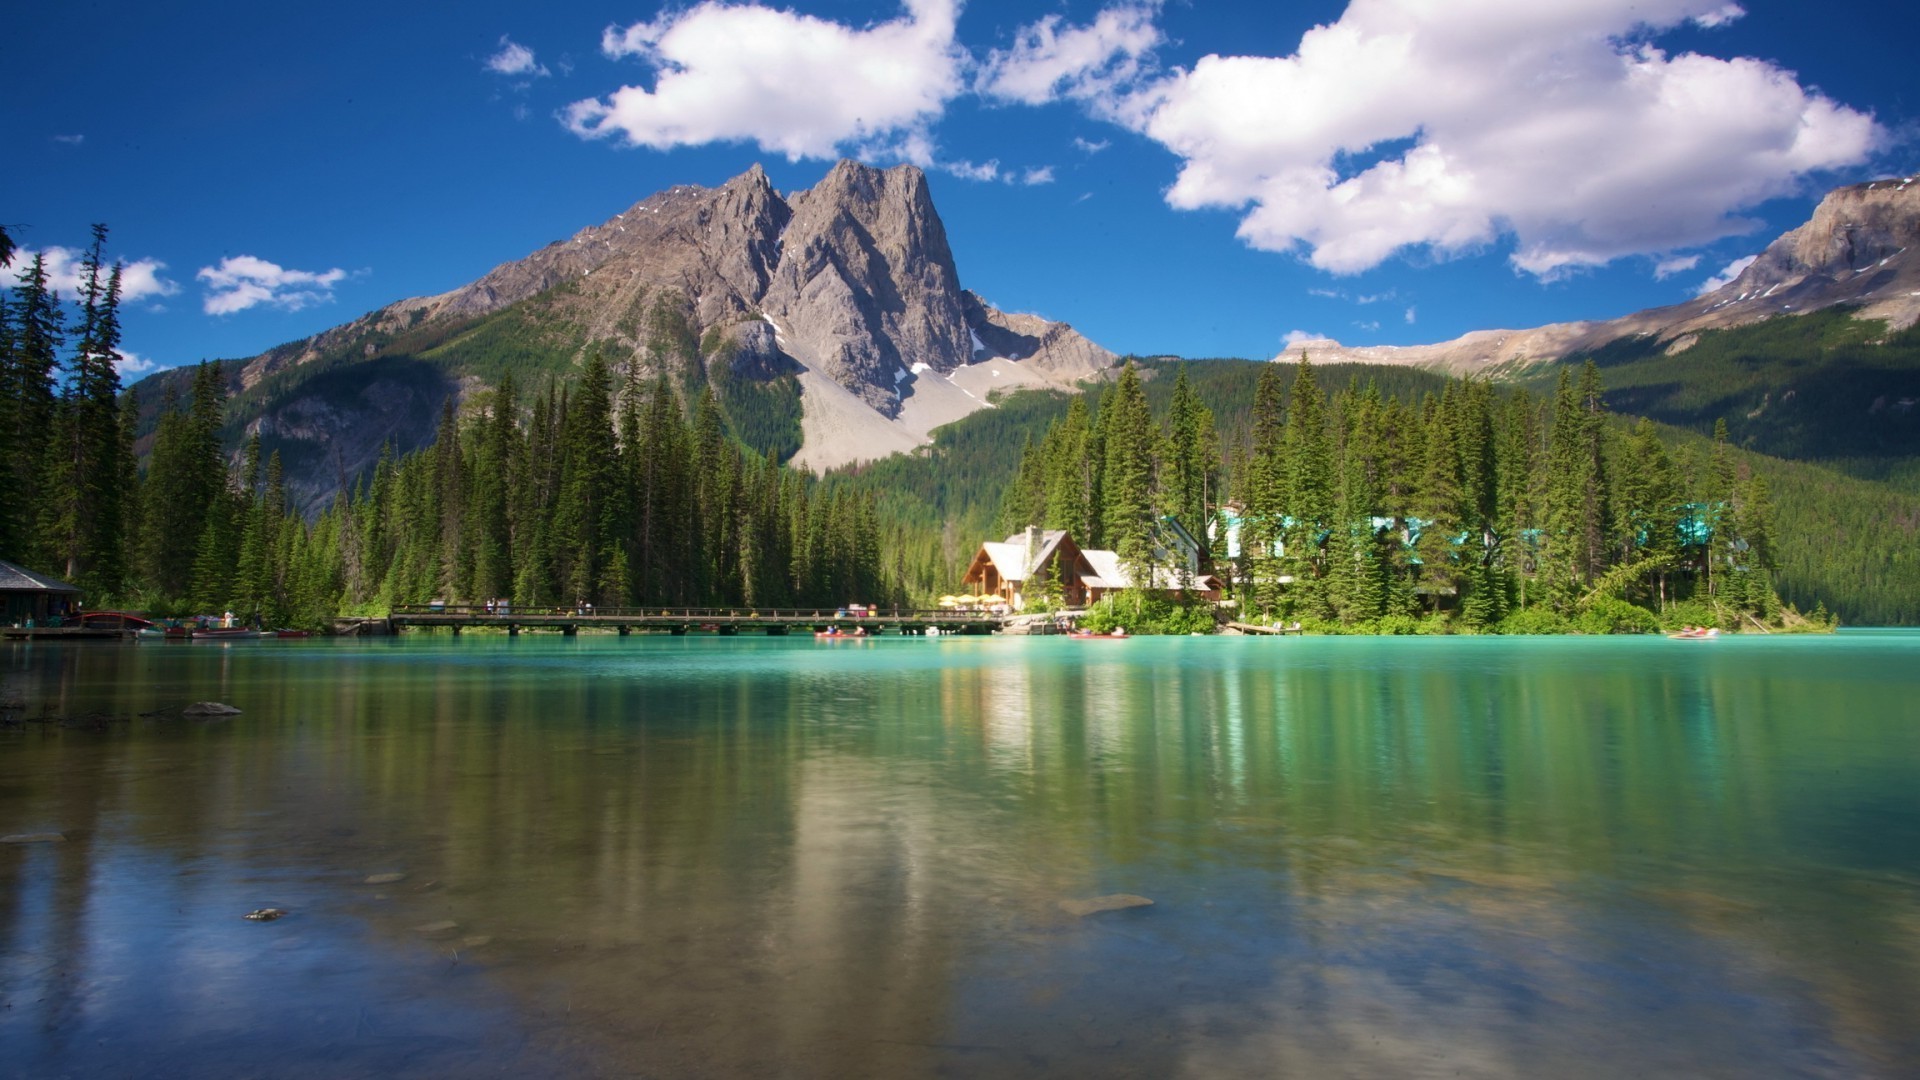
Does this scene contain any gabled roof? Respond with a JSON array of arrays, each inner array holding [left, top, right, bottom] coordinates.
[[978, 542, 1030, 581], [0, 559, 81, 593], [979, 530, 1074, 583], [1081, 548, 1221, 592], [1081, 548, 1129, 590]]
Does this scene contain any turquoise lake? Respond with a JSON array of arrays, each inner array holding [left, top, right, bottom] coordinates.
[[3, 632, 1918, 1078]]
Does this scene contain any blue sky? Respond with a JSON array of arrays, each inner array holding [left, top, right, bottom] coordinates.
[[7, 0, 1916, 379]]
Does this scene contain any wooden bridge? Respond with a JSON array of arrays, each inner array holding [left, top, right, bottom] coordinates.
[[386, 604, 1005, 636]]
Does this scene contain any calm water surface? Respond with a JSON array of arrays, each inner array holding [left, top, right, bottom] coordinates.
[[2, 632, 1917, 1078]]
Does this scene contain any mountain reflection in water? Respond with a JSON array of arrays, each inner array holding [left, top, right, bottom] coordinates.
[[3, 634, 1917, 1078]]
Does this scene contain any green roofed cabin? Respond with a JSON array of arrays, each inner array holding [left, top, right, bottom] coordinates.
[[0, 559, 82, 625]]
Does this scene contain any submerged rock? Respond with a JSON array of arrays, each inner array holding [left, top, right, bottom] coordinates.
[[243, 908, 288, 921], [1059, 894, 1155, 917], [1, 832, 67, 844], [183, 702, 242, 717], [364, 872, 406, 885], [415, 920, 459, 936]]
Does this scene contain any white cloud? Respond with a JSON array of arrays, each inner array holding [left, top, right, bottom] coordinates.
[[1695, 254, 1757, 295], [115, 351, 157, 377], [1021, 166, 1056, 186], [567, 0, 963, 162], [52, 133, 84, 145], [1073, 136, 1110, 154], [976, 2, 1162, 108], [1404, 306, 1416, 324], [197, 256, 348, 316], [943, 158, 1000, 182], [1692, 3, 1746, 28], [486, 36, 549, 77], [1030, 0, 1880, 277], [1280, 329, 1330, 351], [1654, 254, 1702, 279], [5, 246, 179, 304]]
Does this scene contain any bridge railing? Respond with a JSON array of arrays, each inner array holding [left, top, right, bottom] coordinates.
[[388, 604, 999, 620]]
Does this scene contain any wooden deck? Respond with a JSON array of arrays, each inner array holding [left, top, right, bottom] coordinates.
[[387, 605, 1004, 636], [0, 626, 140, 641], [1225, 621, 1304, 636]]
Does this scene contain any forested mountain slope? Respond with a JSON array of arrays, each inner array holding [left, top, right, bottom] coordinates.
[[837, 357, 1920, 624]]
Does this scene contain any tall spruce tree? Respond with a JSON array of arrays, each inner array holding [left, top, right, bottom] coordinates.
[[1099, 362, 1157, 591], [41, 227, 131, 594], [2, 254, 64, 566]]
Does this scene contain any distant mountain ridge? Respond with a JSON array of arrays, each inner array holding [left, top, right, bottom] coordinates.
[[1283, 173, 1920, 372]]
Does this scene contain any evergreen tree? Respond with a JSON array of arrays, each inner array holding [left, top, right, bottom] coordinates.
[[1160, 363, 1219, 561], [1541, 362, 1612, 605], [553, 356, 620, 606], [41, 227, 130, 594], [1, 254, 64, 565], [1281, 354, 1334, 616], [1042, 396, 1097, 542], [469, 373, 516, 603], [1099, 361, 1157, 587]]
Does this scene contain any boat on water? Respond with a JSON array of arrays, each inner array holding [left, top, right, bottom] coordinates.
[[1069, 629, 1131, 639], [815, 627, 869, 639], [1667, 626, 1720, 640], [194, 627, 263, 641]]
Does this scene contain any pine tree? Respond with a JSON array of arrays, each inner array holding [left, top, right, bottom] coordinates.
[[1, 254, 65, 565], [553, 356, 619, 606], [1160, 363, 1219, 562], [1281, 354, 1334, 616], [1541, 362, 1612, 605], [41, 227, 130, 594], [1099, 361, 1157, 593], [1042, 396, 1096, 541], [469, 373, 516, 603]]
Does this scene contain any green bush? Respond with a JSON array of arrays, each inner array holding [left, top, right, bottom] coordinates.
[[1578, 596, 1662, 635], [1079, 593, 1217, 635], [1494, 606, 1573, 635], [1659, 599, 1726, 632]]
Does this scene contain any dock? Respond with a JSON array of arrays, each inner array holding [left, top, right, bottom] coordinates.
[[1225, 621, 1304, 636], [387, 605, 1004, 636], [0, 626, 140, 641]]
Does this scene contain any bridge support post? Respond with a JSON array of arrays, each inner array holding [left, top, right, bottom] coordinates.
[[507, 624, 519, 637], [451, 624, 461, 636], [618, 625, 630, 637], [562, 624, 577, 637]]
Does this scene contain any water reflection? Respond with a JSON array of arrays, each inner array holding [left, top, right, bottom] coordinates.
[[3, 634, 1918, 1077]]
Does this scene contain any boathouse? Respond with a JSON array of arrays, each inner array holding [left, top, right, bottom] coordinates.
[[0, 559, 82, 625], [964, 527, 1095, 609]]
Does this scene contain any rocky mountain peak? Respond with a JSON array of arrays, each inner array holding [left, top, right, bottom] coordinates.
[[763, 161, 971, 416], [1722, 175, 1920, 305]]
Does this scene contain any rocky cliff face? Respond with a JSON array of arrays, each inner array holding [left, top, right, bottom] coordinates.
[[1283, 174, 1920, 373], [764, 161, 972, 415]]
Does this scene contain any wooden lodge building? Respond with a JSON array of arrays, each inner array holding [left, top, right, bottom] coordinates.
[[0, 559, 82, 625], [963, 523, 1224, 611]]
